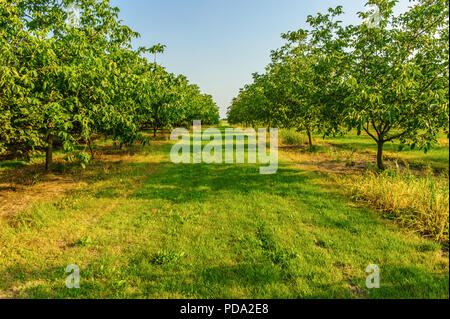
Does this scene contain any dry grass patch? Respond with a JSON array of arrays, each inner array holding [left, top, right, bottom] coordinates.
[[342, 166, 449, 244]]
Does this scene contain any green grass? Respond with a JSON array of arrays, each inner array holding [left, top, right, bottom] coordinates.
[[280, 129, 307, 145], [0, 161, 28, 170], [0, 126, 448, 299], [277, 129, 449, 171], [323, 132, 449, 171]]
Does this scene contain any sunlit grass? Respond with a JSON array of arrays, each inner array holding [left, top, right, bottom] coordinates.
[[280, 129, 307, 146], [324, 131, 449, 171], [279, 129, 449, 170]]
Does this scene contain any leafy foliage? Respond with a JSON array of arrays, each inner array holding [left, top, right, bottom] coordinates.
[[228, 0, 449, 169], [0, 0, 219, 169]]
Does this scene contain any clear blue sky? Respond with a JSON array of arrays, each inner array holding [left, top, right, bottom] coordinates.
[[110, 0, 411, 118]]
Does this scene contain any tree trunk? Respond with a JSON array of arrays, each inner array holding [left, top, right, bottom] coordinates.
[[153, 126, 157, 138], [45, 133, 53, 172], [377, 140, 385, 170], [307, 128, 313, 150], [88, 137, 95, 160]]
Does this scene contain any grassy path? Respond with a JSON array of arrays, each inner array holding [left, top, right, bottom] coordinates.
[[0, 132, 448, 298]]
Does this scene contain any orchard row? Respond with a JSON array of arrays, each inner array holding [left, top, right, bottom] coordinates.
[[227, 0, 449, 169], [0, 0, 220, 171]]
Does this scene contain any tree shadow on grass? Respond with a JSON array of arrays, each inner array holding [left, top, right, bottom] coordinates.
[[0, 142, 167, 218], [133, 263, 287, 299], [128, 261, 448, 298], [127, 160, 383, 230], [130, 162, 325, 204], [2, 255, 447, 298]]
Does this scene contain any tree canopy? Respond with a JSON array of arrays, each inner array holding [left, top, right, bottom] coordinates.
[[228, 0, 449, 169], [0, 0, 220, 170]]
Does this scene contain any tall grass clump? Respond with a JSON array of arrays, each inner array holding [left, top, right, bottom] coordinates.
[[280, 129, 305, 145], [346, 165, 449, 243]]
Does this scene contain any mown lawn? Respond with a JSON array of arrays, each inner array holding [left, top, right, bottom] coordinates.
[[0, 126, 448, 299]]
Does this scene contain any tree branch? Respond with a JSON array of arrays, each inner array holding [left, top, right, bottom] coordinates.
[[363, 122, 378, 142], [383, 130, 409, 142]]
